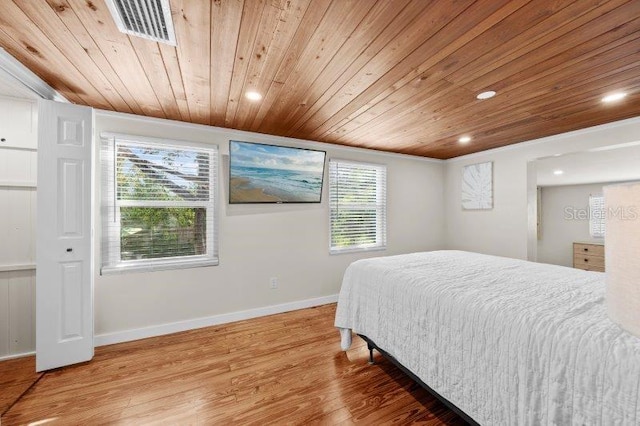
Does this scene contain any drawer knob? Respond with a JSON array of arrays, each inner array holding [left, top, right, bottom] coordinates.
[[584, 258, 589, 262], [583, 248, 588, 252], [0, 138, 5, 142]]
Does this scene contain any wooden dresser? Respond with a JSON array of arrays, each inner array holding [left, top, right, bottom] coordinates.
[[573, 242, 605, 272]]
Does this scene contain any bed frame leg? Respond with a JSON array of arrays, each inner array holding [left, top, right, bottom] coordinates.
[[367, 342, 375, 365]]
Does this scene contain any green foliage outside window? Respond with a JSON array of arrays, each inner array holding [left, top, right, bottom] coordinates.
[[120, 207, 203, 260]]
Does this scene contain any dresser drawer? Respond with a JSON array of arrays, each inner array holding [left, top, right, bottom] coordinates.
[[574, 263, 605, 272], [573, 254, 605, 270], [573, 243, 604, 258]]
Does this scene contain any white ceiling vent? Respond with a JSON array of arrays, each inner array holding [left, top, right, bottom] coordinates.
[[105, 0, 176, 45]]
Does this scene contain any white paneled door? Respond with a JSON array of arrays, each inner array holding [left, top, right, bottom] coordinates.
[[36, 100, 93, 372]]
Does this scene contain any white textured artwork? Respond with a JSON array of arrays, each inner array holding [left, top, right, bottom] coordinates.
[[462, 161, 493, 210]]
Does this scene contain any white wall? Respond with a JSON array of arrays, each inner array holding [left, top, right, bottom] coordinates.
[[444, 116, 640, 259], [0, 96, 37, 359], [537, 183, 605, 267], [94, 111, 445, 338]]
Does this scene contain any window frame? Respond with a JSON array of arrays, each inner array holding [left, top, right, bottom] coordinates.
[[328, 159, 387, 255], [100, 132, 218, 274]]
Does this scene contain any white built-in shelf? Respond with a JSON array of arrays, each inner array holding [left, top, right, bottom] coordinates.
[[0, 263, 36, 272], [0, 181, 36, 189]]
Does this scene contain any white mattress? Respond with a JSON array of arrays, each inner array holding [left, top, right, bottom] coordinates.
[[334, 250, 640, 425]]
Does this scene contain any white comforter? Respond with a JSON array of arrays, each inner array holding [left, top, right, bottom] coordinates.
[[335, 251, 640, 425]]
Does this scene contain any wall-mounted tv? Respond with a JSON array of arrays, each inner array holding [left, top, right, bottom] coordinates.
[[229, 140, 326, 204]]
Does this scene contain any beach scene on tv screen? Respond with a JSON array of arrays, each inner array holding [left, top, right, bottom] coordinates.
[[229, 141, 326, 203]]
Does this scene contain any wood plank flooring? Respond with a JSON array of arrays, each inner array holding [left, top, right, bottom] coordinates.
[[0, 356, 42, 418], [1, 304, 464, 425]]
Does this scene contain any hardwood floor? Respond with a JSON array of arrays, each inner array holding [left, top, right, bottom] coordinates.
[[0, 356, 42, 418], [2, 304, 464, 425]]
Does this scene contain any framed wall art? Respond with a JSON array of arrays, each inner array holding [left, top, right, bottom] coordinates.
[[461, 161, 493, 210]]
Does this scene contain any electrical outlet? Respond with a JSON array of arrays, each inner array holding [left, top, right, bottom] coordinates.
[[269, 277, 278, 289]]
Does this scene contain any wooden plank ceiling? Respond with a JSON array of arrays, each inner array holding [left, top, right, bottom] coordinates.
[[0, 0, 639, 159]]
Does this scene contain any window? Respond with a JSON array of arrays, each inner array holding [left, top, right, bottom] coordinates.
[[589, 195, 605, 238], [329, 159, 387, 254], [101, 133, 218, 273]]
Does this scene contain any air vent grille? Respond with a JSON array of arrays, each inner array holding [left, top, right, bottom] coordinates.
[[106, 0, 176, 45]]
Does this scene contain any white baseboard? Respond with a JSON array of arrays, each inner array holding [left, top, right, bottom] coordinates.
[[0, 350, 35, 361], [94, 294, 338, 347]]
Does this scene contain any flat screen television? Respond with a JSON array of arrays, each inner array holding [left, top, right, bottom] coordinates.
[[229, 140, 326, 204]]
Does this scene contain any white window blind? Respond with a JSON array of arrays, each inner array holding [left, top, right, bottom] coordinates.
[[101, 133, 218, 273], [329, 159, 387, 254], [589, 195, 605, 238]]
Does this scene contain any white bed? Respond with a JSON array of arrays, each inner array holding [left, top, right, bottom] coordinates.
[[335, 250, 640, 425]]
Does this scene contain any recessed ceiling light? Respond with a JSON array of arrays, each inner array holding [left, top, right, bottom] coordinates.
[[458, 136, 472, 144], [245, 91, 262, 101], [553, 170, 564, 175], [602, 92, 627, 103], [476, 90, 496, 100]]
